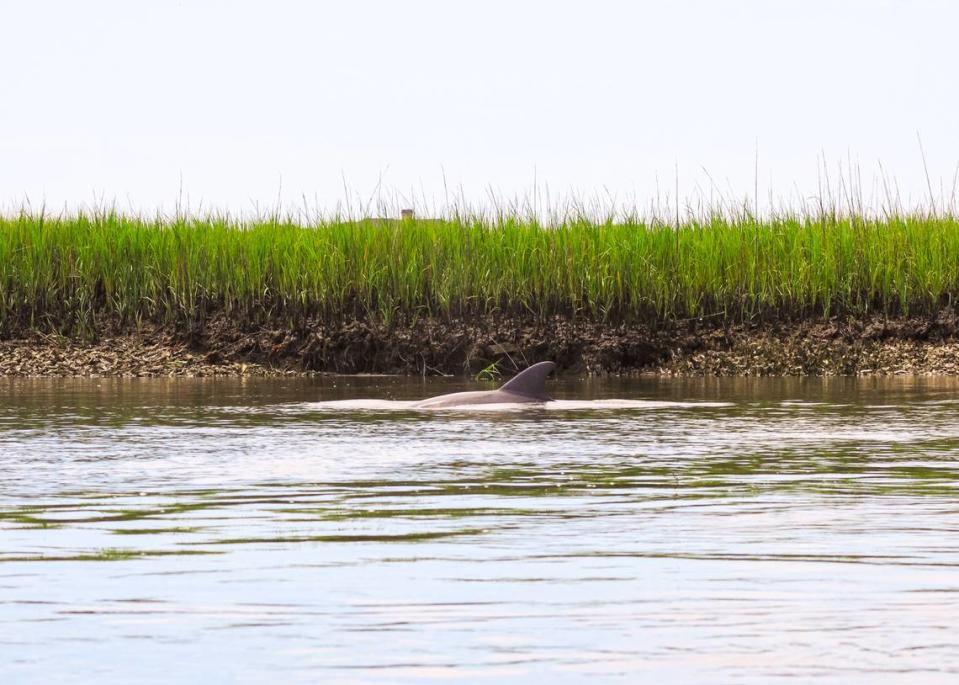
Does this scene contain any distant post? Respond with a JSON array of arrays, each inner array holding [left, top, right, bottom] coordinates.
[[401, 209, 414, 220]]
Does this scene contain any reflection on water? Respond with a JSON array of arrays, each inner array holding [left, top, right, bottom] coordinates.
[[2, 376, 959, 683]]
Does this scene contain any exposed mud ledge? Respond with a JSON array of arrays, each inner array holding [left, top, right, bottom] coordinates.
[[3, 312, 959, 377]]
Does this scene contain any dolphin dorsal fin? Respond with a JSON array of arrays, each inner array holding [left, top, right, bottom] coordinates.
[[499, 361, 555, 399]]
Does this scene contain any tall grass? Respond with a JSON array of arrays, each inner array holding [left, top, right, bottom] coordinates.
[[1, 211, 958, 335]]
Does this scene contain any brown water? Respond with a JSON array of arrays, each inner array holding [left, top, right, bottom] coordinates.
[[2, 375, 959, 683]]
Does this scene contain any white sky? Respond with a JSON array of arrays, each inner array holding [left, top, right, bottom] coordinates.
[[1, 0, 956, 218]]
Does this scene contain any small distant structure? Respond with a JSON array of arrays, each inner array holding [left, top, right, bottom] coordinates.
[[361, 209, 421, 226]]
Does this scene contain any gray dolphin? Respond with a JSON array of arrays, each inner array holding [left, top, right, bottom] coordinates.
[[413, 361, 556, 408]]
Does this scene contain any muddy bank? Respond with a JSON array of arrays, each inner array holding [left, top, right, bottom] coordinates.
[[3, 312, 959, 377]]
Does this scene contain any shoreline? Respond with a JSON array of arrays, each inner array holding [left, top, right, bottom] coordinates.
[[3, 312, 959, 377]]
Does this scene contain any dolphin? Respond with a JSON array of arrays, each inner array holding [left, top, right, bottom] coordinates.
[[413, 361, 556, 408]]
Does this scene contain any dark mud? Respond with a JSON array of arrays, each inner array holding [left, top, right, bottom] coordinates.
[[3, 311, 959, 377]]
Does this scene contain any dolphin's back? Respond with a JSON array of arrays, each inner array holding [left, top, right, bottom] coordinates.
[[498, 361, 555, 400], [413, 390, 500, 408], [411, 361, 556, 408]]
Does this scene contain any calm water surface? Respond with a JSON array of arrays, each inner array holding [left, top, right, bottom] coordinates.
[[2, 375, 959, 683]]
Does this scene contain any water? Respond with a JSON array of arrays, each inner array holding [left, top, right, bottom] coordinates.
[[2, 375, 959, 683]]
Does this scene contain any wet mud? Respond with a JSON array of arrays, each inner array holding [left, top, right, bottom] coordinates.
[[3, 310, 959, 377]]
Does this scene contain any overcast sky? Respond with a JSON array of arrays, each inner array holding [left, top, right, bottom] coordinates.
[[1, 0, 956, 218]]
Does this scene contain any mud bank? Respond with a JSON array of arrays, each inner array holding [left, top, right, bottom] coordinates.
[[3, 312, 959, 377]]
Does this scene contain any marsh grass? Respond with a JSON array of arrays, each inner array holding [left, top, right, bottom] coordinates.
[[2, 210, 959, 334]]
